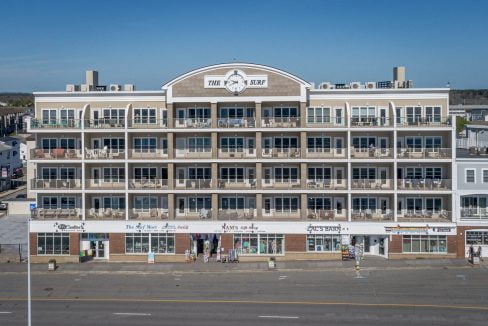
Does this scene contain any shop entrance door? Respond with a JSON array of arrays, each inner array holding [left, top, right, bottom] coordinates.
[[90, 240, 106, 259]]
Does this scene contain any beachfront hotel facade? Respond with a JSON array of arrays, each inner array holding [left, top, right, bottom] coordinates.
[[26, 63, 458, 263]]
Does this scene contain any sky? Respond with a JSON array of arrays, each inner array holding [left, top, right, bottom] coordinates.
[[0, 0, 487, 92]]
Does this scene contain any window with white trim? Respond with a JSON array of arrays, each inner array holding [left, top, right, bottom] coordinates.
[[402, 235, 447, 253], [220, 137, 244, 152], [307, 107, 331, 124], [103, 168, 125, 183], [307, 234, 341, 252], [134, 196, 157, 212], [307, 137, 331, 152], [351, 106, 375, 122], [406, 137, 423, 151], [221, 197, 245, 210], [483, 169, 488, 183], [134, 137, 157, 153], [220, 167, 244, 182], [307, 197, 332, 211], [274, 197, 299, 213], [274, 167, 298, 182], [37, 233, 70, 255], [134, 108, 156, 124], [134, 167, 157, 180], [234, 234, 284, 255], [466, 169, 476, 183], [308, 167, 332, 181], [188, 137, 211, 152]]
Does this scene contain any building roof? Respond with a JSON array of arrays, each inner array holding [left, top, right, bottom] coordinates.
[[0, 142, 12, 151]]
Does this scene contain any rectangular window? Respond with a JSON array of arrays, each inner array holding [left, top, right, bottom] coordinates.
[[189, 137, 211, 152], [402, 235, 447, 253], [466, 169, 476, 183], [134, 137, 157, 153], [37, 233, 70, 255], [483, 170, 488, 183], [134, 108, 156, 124], [103, 168, 125, 183], [234, 234, 284, 255], [307, 234, 341, 252]]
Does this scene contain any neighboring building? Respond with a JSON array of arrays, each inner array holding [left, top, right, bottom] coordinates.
[[27, 64, 457, 263], [449, 104, 488, 121], [456, 125, 488, 258], [0, 107, 27, 137], [0, 136, 23, 191]]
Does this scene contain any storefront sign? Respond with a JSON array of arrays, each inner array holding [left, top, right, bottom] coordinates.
[[306, 224, 342, 234], [385, 225, 455, 235], [53, 222, 86, 233], [204, 69, 268, 92]]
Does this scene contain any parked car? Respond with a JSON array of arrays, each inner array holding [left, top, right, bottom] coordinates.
[[0, 202, 8, 210], [15, 194, 26, 199], [12, 167, 23, 179]]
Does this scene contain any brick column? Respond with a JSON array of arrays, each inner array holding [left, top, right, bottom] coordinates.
[[69, 233, 80, 256], [220, 234, 233, 252], [285, 234, 306, 252], [109, 233, 125, 254], [175, 234, 191, 254], [30, 233, 37, 256]]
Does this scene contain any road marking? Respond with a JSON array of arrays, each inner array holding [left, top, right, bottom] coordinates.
[[259, 315, 299, 319], [0, 312, 12, 314], [113, 312, 151, 316], [456, 274, 466, 281], [278, 275, 287, 280], [2, 297, 488, 312]]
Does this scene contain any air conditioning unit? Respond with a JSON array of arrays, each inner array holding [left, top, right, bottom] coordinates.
[[110, 84, 121, 91], [80, 84, 88, 92], [366, 82, 376, 89], [124, 84, 135, 91], [320, 82, 332, 89], [350, 82, 361, 89]]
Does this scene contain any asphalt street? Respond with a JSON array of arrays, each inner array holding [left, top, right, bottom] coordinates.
[[1, 264, 488, 325]]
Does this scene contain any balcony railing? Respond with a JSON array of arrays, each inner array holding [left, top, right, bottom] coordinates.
[[397, 117, 451, 127], [351, 179, 393, 190], [128, 149, 168, 159], [218, 149, 256, 158], [306, 148, 346, 159], [175, 149, 212, 159], [351, 209, 394, 221], [262, 210, 301, 219], [306, 209, 348, 221], [31, 208, 81, 220], [217, 179, 257, 189], [127, 119, 167, 129], [397, 148, 452, 159], [85, 180, 126, 190], [174, 118, 212, 128], [174, 179, 212, 190], [262, 180, 301, 190], [306, 179, 347, 190], [175, 209, 213, 220], [129, 179, 169, 190], [31, 148, 82, 160], [306, 117, 345, 127], [31, 179, 82, 190], [30, 119, 82, 129], [397, 210, 451, 222], [397, 179, 451, 190], [262, 117, 300, 128], [129, 208, 169, 220], [85, 148, 125, 159], [351, 148, 393, 159], [217, 209, 255, 220], [85, 209, 126, 220], [84, 119, 125, 129], [262, 148, 301, 159], [218, 118, 256, 128], [461, 208, 488, 219], [351, 117, 391, 127]]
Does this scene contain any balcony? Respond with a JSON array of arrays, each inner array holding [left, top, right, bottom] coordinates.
[[31, 179, 82, 190], [84, 119, 125, 129], [306, 209, 348, 221], [129, 209, 169, 220], [217, 209, 255, 220], [218, 179, 257, 189], [175, 209, 213, 220], [218, 149, 256, 159], [85, 180, 126, 190], [174, 118, 212, 128], [262, 117, 300, 128], [31, 208, 81, 220], [85, 208, 126, 220], [262, 180, 301, 190], [175, 149, 212, 159], [461, 208, 488, 220], [351, 117, 391, 127], [127, 119, 167, 129], [263, 210, 301, 220], [218, 118, 256, 128], [397, 210, 451, 222], [128, 149, 168, 159], [397, 179, 452, 191], [262, 148, 301, 159], [306, 117, 345, 128], [85, 148, 125, 159], [31, 148, 82, 160], [174, 179, 212, 190], [306, 179, 347, 190], [351, 209, 394, 221], [397, 117, 451, 127], [128, 179, 169, 190], [30, 119, 82, 129], [397, 148, 452, 159], [351, 148, 393, 159], [351, 179, 393, 190], [306, 148, 346, 159]]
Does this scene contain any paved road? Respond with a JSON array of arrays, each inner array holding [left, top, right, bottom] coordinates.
[[1, 265, 488, 325]]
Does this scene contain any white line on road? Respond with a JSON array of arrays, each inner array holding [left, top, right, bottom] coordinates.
[[0, 312, 12, 314], [258, 315, 299, 319], [113, 312, 151, 316]]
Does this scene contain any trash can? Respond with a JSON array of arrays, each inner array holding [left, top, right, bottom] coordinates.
[[268, 257, 276, 269], [48, 259, 56, 271]]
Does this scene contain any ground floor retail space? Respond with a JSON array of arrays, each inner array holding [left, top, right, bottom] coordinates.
[[28, 220, 462, 263], [456, 225, 488, 258]]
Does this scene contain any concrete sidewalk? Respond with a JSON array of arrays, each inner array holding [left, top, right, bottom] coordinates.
[[0, 257, 478, 274]]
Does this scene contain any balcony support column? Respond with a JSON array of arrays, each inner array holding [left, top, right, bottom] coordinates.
[[300, 163, 307, 189], [347, 193, 352, 222], [255, 102, 262, 128], [211, 163, 218, 190], [167, 133, 174, 160], [212, 132, 218, 159], [300, 102, 307, 127], [256, 193, 262, 219], [167, 163, 174, 190], [256, 132, 262, 159], [211, 102, 218, 128], [300, 193, 307, 220], [300, 131, 307, 159], [168, 194, 175, 219], [212, 193, 218, 220], [256, 162, 262, 190], [167, 104, 174, 128]]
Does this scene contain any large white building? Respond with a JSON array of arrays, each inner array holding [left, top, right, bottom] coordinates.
[[27, 63, 458, 263]]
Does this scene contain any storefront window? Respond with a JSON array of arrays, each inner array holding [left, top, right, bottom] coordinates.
[[125, 233, 174, 254], [402, 235, 447, 253], [466, 231, 488, 245], [37, 233, 70, 255], [233, 234, 283, 255], [307, 234, 341, 252], [150, 233, 175, 254]]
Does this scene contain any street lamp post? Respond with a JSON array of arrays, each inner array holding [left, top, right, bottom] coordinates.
[[27, 216, 31, 326]]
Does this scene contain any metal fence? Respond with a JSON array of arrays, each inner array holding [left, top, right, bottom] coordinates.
[[0, 243, 27, 262]]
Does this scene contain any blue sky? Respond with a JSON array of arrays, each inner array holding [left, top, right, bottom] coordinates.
[[0, 0, 487, 91]]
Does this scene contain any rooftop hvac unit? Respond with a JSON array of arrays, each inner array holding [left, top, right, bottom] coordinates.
[[366, 82, 376, 89], [80, 84, 88, 92], [350, 82, 361, 89], [110, 84, 121, 91], [124, 84, 135, 91], [66, 84, 75, 92], [320, 82, 332, 89]]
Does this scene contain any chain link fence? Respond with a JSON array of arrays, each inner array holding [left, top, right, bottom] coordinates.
[[0, 243, 27, 262]]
